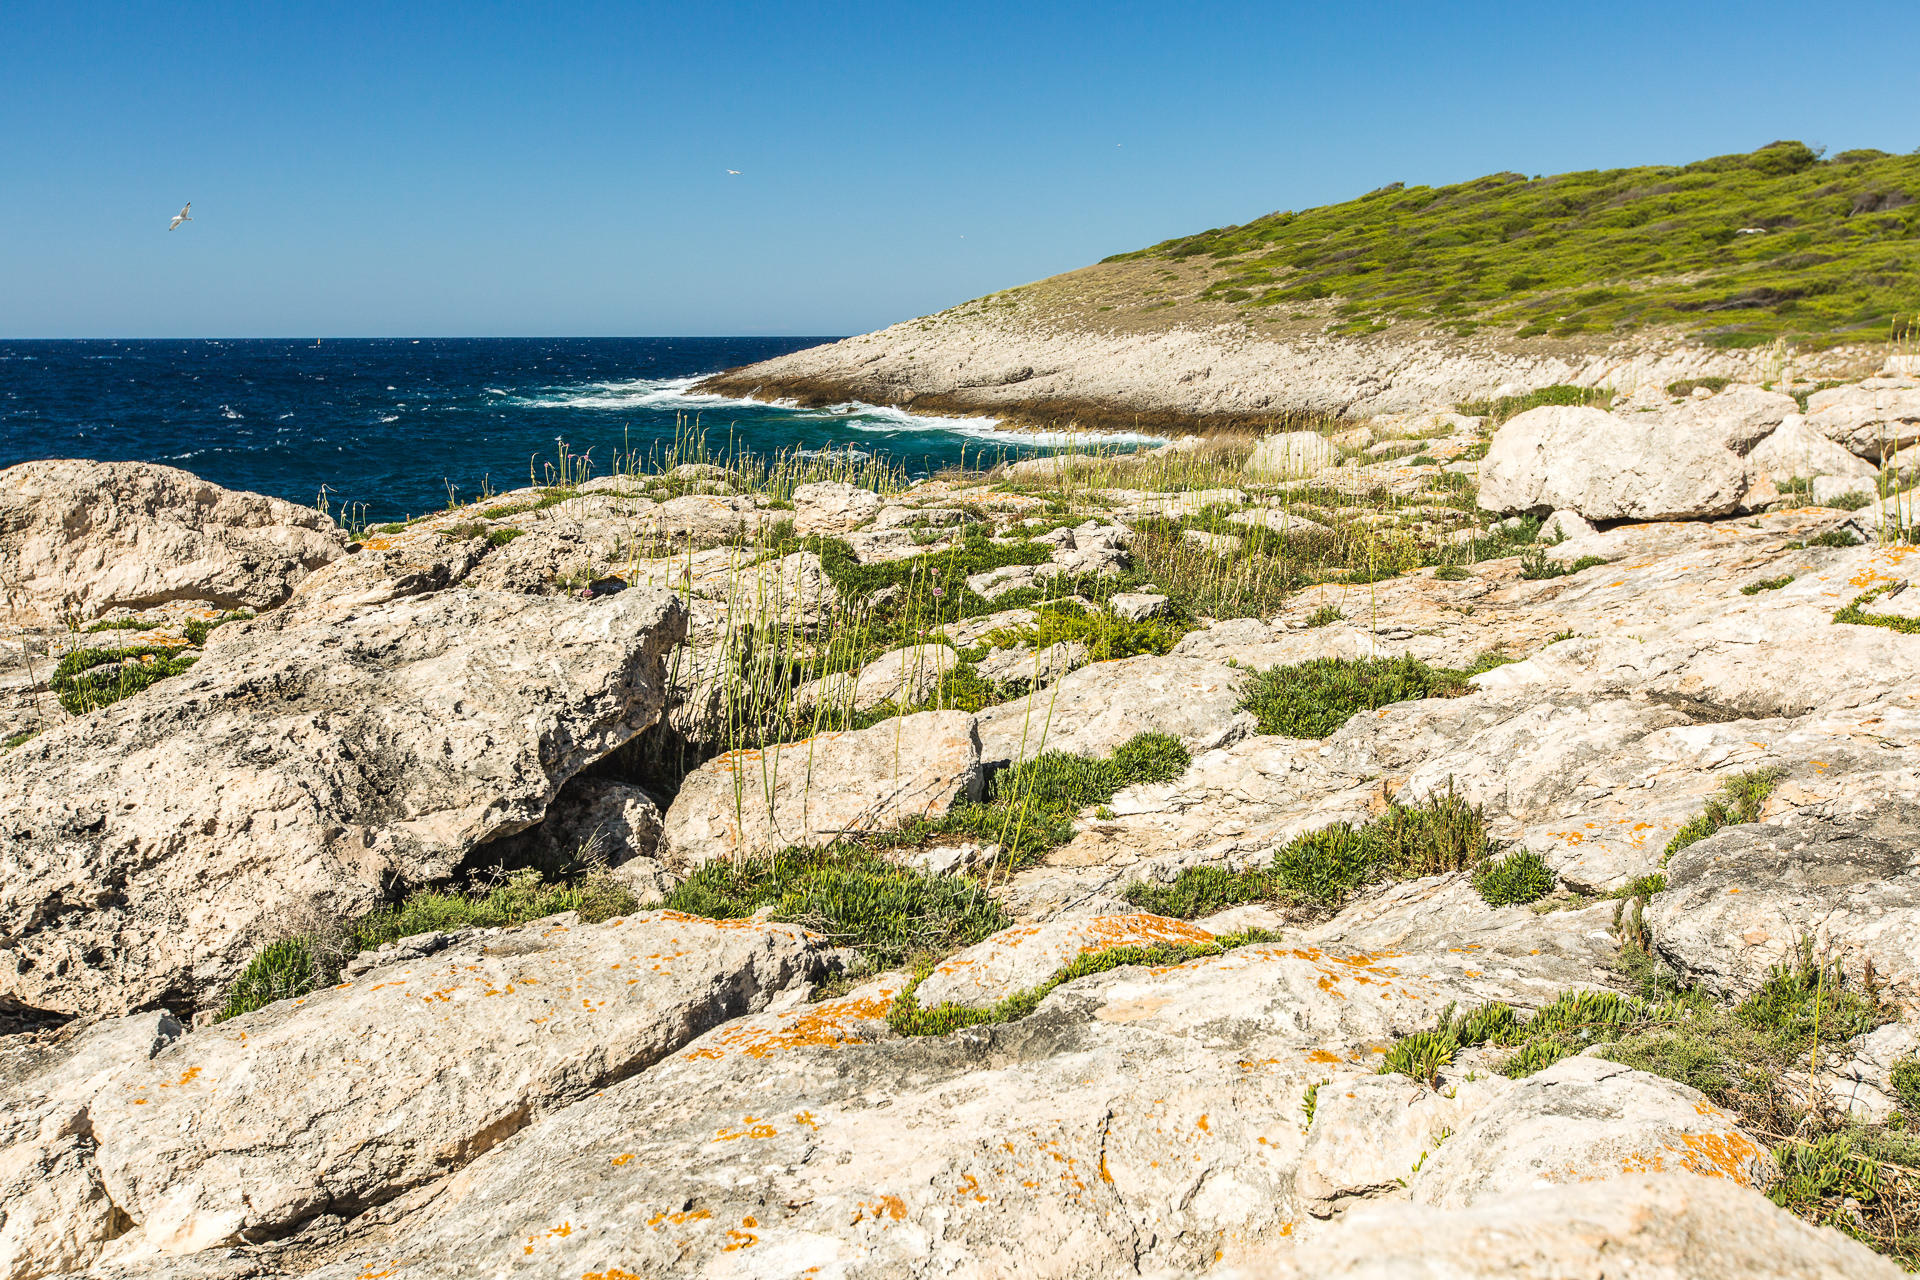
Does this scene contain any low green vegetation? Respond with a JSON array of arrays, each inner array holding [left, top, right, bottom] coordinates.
[[1835, 584, 1920, 634], [216, 868, 638, 1022], [1102, 141, 1920, 350], [1471, 849, 1556, 906], [1519, 550, 1607, 580], [1664, 766, 1787, 858], [1456, 384, 1611, 424], [51, 645, 199, 715], [2, 729, 40, 751], [1124, 784, 1495, 913], [1239, 655, 1479, 738], [1742, 574, 1795, 595], [663, 846, 1006, 970], [1667, 376, 1732, 397], [888, 928, 1281, 1038]]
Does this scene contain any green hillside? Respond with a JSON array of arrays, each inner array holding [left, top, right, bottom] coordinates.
[[1103, 141, 1919, 349]]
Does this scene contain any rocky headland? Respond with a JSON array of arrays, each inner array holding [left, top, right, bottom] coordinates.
[[6, 352, 1920, 1279]]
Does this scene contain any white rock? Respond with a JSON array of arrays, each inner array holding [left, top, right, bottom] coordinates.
[[790, 480, 884, 534], [913, 913, 1220, 1009], [1804, 383, 1920, 460], [973, 653, 1254, 766], [1295, 1070, 1513, 1214], [1109, 591, 1169, 621], [1479, 405, 1750, 520], [658, 710, 982, 864], [0, 459, 347, 626], [1748, 413, 1880, 484], [1543, 509, 1597, 541]]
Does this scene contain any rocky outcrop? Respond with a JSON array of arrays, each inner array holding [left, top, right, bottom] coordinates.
[[658, 711, 983, 865], [1806, 376, 1920, 459], [1478, 404, 1755, 519], [0, 460, 347, 626], [0, 587, 686, 1016]]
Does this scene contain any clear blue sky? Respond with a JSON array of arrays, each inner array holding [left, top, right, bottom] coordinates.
[[3, 0, 1913, 338]]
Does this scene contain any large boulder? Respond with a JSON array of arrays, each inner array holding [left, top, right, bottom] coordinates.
[[1478, 405, 1751, 520], [0, 460, 347, 626], [658, 710, 982, 865], [0, 587, 687, 1017], [1654, 383, 1797, 452], [973, 653, 1254, 767], [1250, 1172, 1900, 1279]]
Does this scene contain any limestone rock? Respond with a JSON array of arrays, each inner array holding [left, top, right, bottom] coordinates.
[[1650, 804, 1920, 1005], [80, 913, 826, 1259], [1543, 508, 1597, 541], [658, 710, 982, 865], [793, 642, 960, 713], [0, 587, 687, 1016], [1246, 431, 1338, 478], [791, 481, 884, 534], [1109, 591, 1168, 621], [1248, 1172, 1900, 1279], [1478, 405, 1750, 520], [1748, 413, 1881, 485], [1227, 507, 1334, 537], [1805, 382, 1920, 460], [973, 653, 1254, 767], [1294, 1070, 1513, 1215], [472, 776, 665, 872], [0, 460, 347, 626], [974, 639, 1087, 691], [913, 913, 1219, 1009], [1409, 1056, 1770, 1208], [1653, 383, 1797, 453]]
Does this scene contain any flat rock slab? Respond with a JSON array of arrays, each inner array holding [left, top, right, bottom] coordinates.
[[1408, 1056, 1770, 1208], [80, 912, 825, 1261], [285, 940, 1595, 1279], [0, 587, 686, 1016], [658, 710, 982, 865], [914, 913, 1219, 1009], [974, 653, 1253, 766], [1294, 1070, 1513, 1213], [0, 459, 347, 626], [1248, 1172, 1900, 1280]]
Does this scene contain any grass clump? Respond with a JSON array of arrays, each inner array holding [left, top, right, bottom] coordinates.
[[1664, 766, 1787, 858], [216, 937, 321, 1022], [3, 729, 41, 751], [51, 645, 199, 714], [1472, 849, 1556, 906], [1125, 783, 1494, 913], [1306, 604, 1345, 627], [888, 928, 1280, 1038], [1433, 564, 1472, 580], [663, 845, 1006, 970], [1827, 491, 1873, 511], [1457, 384, 1612, 425], [1239, 655, 1476, 738], [1519, 549, 1608, 580], [1834, 584, 1920, 635], [1742, 574, 1795, 595], [1667, 376, 1732, 397]]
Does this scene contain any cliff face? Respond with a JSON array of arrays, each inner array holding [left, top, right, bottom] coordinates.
[[701, 141, 1917, 430]]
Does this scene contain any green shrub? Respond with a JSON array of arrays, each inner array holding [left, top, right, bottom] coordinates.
[[1735, 942, 1884, 1043], [1122, 865, 1286, 918], [1272, 824, 1381, 903], [1834, 585, 1920, 635], [216, 937, 322, 1021], [346, 868, 637, 955], [664, 846, 1005, 970], [1664, 766, 1787, 857], [51, 646, 200, 714], [1892, 1058, 1920, 1112], [1741, 575, 1794, 595], [1519, 549, 1607, 580], [1828, 491, 1873, 511], [1109, 732, 1191, 785], [1239, 655, 1475, 738], [1433, 564, 1471, 580], [1305, 604, 1345, 627], [1378, 1029, 1457, 1085], [1472, 850, 1556, 906], [1611, 873, 1669, 899], [1808, 528, 1862, 548]]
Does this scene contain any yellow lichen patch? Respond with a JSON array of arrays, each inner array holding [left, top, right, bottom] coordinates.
[[712, 1116, 779, 1141], [160, 1066, 203, 1089], [610, 1153, 634, 1166], [1675, 1130, 1765, 1182], [1306, 1049, 1342, 1064], [684, 986, 900, 1060], [582, 1270, 643, 1280], [644, 1208, 712, 1231], [355, 1266, 398, 1279]]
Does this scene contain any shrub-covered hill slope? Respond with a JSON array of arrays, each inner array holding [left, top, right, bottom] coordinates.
[[699, 142, 1918, 428], [1106, 141, 1919, 351]]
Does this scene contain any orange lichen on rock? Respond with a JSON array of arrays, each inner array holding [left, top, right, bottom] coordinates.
[[683, 986, 900, 1060]]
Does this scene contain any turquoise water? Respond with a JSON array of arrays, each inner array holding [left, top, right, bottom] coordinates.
[[0, 337, 1162, 522]]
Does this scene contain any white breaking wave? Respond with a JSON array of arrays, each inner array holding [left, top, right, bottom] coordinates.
[[514, 376, 1165, 451]]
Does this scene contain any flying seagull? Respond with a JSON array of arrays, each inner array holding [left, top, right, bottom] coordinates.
[[168, 203, 192, 231], [726, 170, 740, 174]]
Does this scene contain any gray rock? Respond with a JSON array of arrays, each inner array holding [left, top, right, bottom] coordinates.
[[1651, 383, 1797, 453], [658, 710, 982, 865], [1108, 591, 1168, 621], [1805, 382, 1920, 461], [1478, 405, 1750, 520], [1543, 509, 1597, 541], [974, 639, 1087, 691], [791, 481, 884, 534], [792, 642, 960, 713], [0, 460, 347, 627], [0, 587, 686, 1016], [1748, 414, 1880, 485], [1249, 1172, 1901, 1279], [1650, 804, 1920, 1005], [75, 913, 826, 1260], [1408, 1056, 1771, 1208], [473, 776, 665, 872], [973, 653, 1254, 766]]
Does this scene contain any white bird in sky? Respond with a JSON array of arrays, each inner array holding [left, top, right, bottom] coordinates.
[[726, 170, 740, 175], [168, 203, 192, 231]]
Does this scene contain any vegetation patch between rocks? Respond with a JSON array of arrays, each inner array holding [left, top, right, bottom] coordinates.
[[1835, 584, 1920, 635], [1664, 765, 1788, 858], [51, 645, 200, 715], [887, 928, 1282, 1038], [1238, 655, 1487, 738]]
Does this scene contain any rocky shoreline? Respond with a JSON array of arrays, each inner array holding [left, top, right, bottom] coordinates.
[[5, 364, 1920, 1277]]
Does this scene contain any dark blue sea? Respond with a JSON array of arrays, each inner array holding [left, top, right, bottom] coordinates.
[[0, 338, 1160, 523]]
